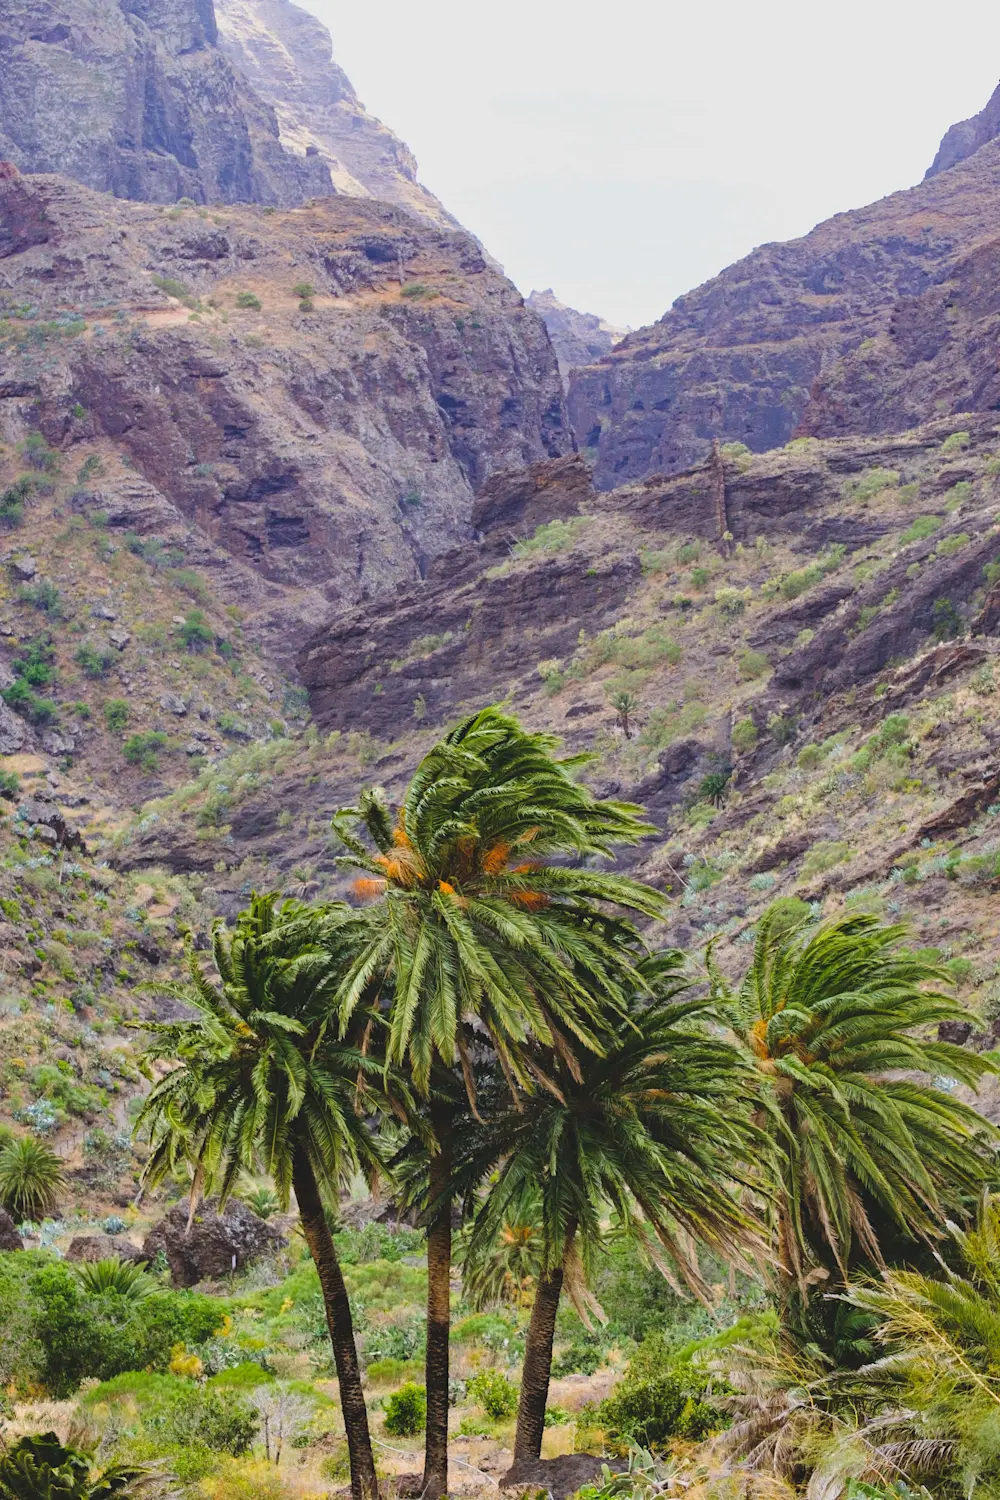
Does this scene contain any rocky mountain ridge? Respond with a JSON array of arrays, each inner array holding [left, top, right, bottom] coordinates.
[[0, 170, 569, 663], [526, 289, 627, 382], [567, 87, 1000, 490], [0, 0, 455, 227]]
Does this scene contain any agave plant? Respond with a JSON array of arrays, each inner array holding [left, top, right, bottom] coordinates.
[[74, 1257, 153, 1299], [0, 1135, 64, 1221]]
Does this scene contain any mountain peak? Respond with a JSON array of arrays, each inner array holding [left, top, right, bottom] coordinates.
[[926, 79, 1000, 177]]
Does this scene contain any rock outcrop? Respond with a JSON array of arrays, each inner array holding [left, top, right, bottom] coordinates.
[[0, 1209, 23, 1250], [526, 289, 626, 383], [0, 172, 569, 661], [0, 0, 331, 206], [215, 0, 457, 230], [66, 1234, 147, 1264], [143, 1198, 286, 1286], [927, 79, 1000, 178], [567, 98, 1000, 489]]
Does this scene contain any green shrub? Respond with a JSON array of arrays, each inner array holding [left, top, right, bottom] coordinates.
[[153, 275, 193, 302], [901, 514, 941, 544], [848, 467, 900, 502], [18, 580, 61, 614], [0, 476, 32, 530], [383, 1382, 427, 1436], [715, 586, 751, 617], [796, 744, 824, 771], [941, 429, 971, 453], [0, 770, 19, 801], [598, 1340, 725, 1449], [732, 717, 758, 754], [768, 712, 798, 746], [737, 649, 769, 681], [235, 291, 261, 310], [2, 678, 57, 724], [74, 643, 114, 678], [931, 597, 962, 641], [165, 567, 210, 604], [178, 609, 214, 653], [513, 518, 590, 556], [123, 731, 168, 771], [801, 840, 850, 878], [104, 698, 130, 734], [467, 1368, 519, 1419], [936, 532, 970, 557]]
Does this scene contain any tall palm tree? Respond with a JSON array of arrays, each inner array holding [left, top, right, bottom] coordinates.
[[136, 895, 399, 1500], [709, 908, 998, 1343], [457, 953, 761, 1469], [333, 706, 666, 1497]]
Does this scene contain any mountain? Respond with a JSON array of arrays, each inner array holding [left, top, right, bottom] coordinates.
[[214, 0, 457, 229], [927, 79, 1000, 177], [526, 289, 627, 382], [567, 84, 1000, 490], [0, 169, 569, 664], [0, 0, 455, 224]]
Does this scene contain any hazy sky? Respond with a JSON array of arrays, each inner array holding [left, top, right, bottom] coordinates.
[[300, 0, 1000, 329]]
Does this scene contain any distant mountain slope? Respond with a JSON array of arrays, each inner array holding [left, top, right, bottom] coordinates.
[[567, 89, 1000, 490], [214, 0, 458, 230], [927, 79, 1000, 178], [526, 289, 627, 382]]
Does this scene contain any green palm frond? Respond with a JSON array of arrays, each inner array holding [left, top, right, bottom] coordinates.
[[717, 908, 1000, 1328]]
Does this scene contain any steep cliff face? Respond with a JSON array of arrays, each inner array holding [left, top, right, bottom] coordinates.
[[0, 172, 570, 661], [0, 0, 332, 205], [526, 289, 626, 382], [214, 0, 457, 230], [927, 79, 1000, 178], [567, 109, 1000, 490]]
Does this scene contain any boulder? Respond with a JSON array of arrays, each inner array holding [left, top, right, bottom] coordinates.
[[0, 1209, 23, 1251], [501, 1455, 605, 1499], [143, 1198, 286, 1287], [66, 1234, 146, 1265]]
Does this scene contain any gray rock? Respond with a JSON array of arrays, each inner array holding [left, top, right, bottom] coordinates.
[[0, 1209, 23, 1252], [90, 604, 117, 621], [66, 1235, 146, 1265], [0, 701, 27, 755], [109, 629, 131, 651], [0, 1, 332, 208], [40, 730, 75, 757], [9, 554, 35, 580], [142, 1198, 287, 1287], [159, 694, 187, 716], [18, 797, 87, 851], [501, 1456, 605, 1499]]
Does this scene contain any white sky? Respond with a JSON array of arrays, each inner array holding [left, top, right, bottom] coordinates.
[[298, 0, 1000, 329]]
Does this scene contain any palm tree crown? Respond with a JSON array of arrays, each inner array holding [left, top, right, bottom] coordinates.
[[136, 894, 389, 1206], [709, 910, 998, 1319], [332, 706, 666, 1096]]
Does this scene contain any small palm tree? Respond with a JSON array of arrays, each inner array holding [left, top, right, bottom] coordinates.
[[609, 690, 639, 739], [0, 1135, 63, 1221], [709, 909, 998, 1342], [334, 706, 665, 1497], [461, 1220, 541, 1310], [0, 1431, 157, 1498], [243, 1183, 280, 1220], [136, 894, 399, 1500], [457, 953, 761, 1468], [74, 1258, 153, 1299]]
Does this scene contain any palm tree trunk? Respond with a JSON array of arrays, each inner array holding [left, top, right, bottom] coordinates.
[[292, 1147, 379, 1500], [512, 1220, 577, 1467], [422, 1099, 453, 1500]]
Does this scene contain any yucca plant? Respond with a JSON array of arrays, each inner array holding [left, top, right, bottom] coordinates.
[[74, 1257, 153, 1299], [334, 706, 665, 1497], [0, 1135, 64, 1221], [710, 909, 999, 1343], [0, 1431, 158, 1499]]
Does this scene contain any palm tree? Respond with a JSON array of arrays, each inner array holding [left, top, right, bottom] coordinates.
[[0, 1135, 64, 1220], [0, 1431, 157, 1498], [457, 953, 761, 1469], [709, 908, 998, 1343], [136, 894, 400, 1500], [333, 706, 666, 1497]]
